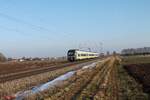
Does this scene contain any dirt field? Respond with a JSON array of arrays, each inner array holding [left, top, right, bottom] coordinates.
[[122, 56, 150, 95], [118, 65, 149, 100], [1, 56, 149, 100], [0, 60, 67, 75], [20, 56, 119, 100], [0, 64, 79, 99], [124, 63, 150, 93], [0, 59, 100, 99], [0, 59, 99, 83]]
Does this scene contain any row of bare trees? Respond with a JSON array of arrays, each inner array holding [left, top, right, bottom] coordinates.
[[121, 47, 150, 56]]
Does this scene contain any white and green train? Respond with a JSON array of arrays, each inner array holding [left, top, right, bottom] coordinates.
[[67, 49, 99, 61]]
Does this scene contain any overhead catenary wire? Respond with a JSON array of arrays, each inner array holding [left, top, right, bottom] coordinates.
[[0, 25, 27, 35], [0, 12, 72, 38]]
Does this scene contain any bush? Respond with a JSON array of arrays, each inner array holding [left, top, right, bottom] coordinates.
[[0, 52, 7, 62]]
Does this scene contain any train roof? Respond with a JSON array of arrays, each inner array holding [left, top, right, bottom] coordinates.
[[68, 49, 98, 54]]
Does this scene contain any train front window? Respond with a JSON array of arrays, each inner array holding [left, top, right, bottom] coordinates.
[[68, 50, 75, 56]]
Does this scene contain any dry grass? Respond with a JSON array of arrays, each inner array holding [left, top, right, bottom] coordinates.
[[122, 55, 150, 65], [29, 56, 150, 100], [0, 65, 76, 99], [23, 58, 111, 100], [0, 57, 115, 100]]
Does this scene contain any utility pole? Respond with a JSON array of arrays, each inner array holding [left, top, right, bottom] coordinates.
[[99, 42, 103, 53], [88, 48, 91, 52]]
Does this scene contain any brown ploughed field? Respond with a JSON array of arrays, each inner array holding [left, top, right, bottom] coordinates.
[[124, 63, 150, 93], [0, 60, 67, 75], [122, 56, 150, 93]]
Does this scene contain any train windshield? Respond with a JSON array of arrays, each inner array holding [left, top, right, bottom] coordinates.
[[68, 50, 75, 56]]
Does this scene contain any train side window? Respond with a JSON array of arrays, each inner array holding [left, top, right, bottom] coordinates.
[[81, 54, 86, 56], [78, 54, 80, 56]]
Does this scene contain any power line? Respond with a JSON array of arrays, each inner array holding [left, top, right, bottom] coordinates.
[[0, 12, 72, 38], [0, 12, 58, 33], [0, 25, 27, 35]]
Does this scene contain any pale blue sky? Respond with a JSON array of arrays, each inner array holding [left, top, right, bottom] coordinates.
[[0, 0, 150, 57]]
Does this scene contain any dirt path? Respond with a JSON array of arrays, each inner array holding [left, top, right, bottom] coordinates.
[[93, 56, 119, 100], [39, 56, 120, 100]]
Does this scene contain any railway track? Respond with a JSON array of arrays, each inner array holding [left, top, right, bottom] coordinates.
[[0, 61, 68, 75], [0, 58, 100, 83]]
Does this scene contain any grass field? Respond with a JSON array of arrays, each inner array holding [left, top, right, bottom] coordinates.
[[122, 55, 150, 65]]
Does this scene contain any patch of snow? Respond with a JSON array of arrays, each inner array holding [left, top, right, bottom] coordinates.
[[32, 71, 75, 93], [82, 62, 97, 69], [15, 71, 75, 100], [15, 61, 98, 100]]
